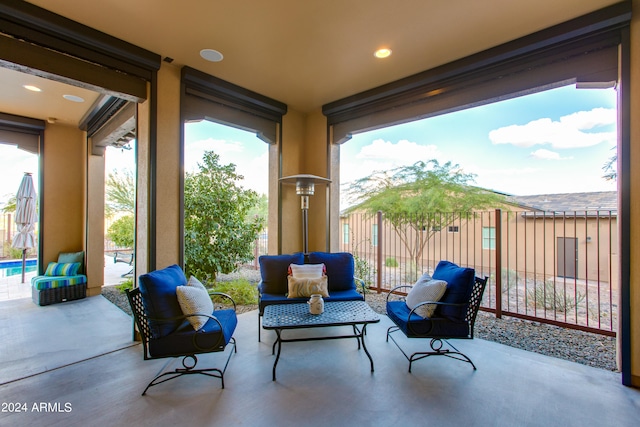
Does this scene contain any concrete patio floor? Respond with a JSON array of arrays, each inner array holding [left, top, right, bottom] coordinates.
[[0, 295, 638, 426]]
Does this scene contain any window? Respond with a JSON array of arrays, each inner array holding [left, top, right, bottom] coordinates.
[[372, 224, 378, 246], [342, 223, 349, 244], [448, 226, 459, 233], [483, 227, 496, 250]]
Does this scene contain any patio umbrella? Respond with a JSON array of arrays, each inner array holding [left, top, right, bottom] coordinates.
[[12, 172, 37, 283]]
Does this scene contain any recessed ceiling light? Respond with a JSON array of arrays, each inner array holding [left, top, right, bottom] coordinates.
[[63, 94, 85, 103], [200, 49, 224, 62], [374, 48, 392, 59], [23, 85, 41, 92]]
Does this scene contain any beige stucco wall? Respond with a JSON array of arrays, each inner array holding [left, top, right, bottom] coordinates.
[[41, 123, 86, 269], [628, 0, 639, 387], [85, 147, 105, 296], [304, 109, 329, 253], [279, 108, 330, 254], [154, 63, 182, 268], [135, 83, 151, 277], [280, 109, 304, 254]]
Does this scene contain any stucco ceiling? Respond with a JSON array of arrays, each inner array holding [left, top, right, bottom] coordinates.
[[0, 0, 621, 126]]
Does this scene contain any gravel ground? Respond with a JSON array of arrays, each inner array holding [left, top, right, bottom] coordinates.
[[102, 268, 617, 372]]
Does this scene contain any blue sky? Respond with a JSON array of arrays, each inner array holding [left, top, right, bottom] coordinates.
[[182, 83, 616, 207], [340, 84, 617, 200], [0, 83, 617, 208], [184, 121, 269, 195]]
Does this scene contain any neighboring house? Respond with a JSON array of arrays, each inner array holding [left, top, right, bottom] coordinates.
[[340, 191, 618, 287]]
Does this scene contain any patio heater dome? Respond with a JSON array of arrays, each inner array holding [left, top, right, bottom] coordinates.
[[280, 174, 331, 254]]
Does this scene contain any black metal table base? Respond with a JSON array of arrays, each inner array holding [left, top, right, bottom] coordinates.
[[270, 324, 374, 381], [262, 301, 380, 381]]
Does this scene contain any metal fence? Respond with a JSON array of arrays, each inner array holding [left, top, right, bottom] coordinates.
[[247, 231, 269, 269], [340, 209, 617, 336]]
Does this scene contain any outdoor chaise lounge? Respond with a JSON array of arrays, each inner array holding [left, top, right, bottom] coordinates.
[[31, 251, 87, 306]]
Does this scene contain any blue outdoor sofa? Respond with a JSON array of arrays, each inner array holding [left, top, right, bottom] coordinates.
[[257, 251, 366, 341]]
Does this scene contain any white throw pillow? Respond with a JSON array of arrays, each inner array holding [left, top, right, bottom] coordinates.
[[187, 275, 208, 291], [176, 285, 213, 331], [289, 263, 325, 279], [405, 276, 448, 318]]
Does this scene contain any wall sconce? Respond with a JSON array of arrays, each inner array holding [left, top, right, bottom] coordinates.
[[280, 174, 331, 254]]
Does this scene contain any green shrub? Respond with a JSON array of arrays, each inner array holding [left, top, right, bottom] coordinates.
[[403, 261, 420, 284], [212, 278, 257, 306], [3, 241, 28, 259], [526, 280, 585, 313], [385, 257, 398, 267], [116, 278, 134, 294], [491, 267, 520, 293], [107, 215, 134, 248], [353, 253, 376, 289]]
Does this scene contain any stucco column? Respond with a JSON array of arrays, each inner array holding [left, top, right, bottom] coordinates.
[[627, 0, 640, 387], [41, 123, 87, 276], [153, 63, 182, 268], [85, 145, 105, 296]]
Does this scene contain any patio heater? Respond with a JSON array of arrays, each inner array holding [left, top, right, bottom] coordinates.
[[280, 174, 331, 255]]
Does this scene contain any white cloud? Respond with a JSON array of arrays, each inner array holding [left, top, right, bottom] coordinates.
[[236, 150, 269, 195], [341, 138, 442, 189], [478, 166, 539, 176], [356, 138, 439, 162], [190, 137, 243, 155], [185, 138, 245, 173], [560, 107, 616, 130], [488, 107, 615, 149], [184, 137, 268, 194], [529, 149, 571, 160], [0, 145, 38, 202]]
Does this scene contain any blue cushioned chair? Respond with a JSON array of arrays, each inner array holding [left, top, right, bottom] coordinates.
[[127, 264, 238, 393], [386, 261, 488, 372]]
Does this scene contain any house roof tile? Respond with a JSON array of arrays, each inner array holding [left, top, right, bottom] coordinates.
[[507, 191, 617, 214]]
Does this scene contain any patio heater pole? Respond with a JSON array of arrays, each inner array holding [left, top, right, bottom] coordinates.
[[280, 174, 331, 255], [300, 194, 310, 255]]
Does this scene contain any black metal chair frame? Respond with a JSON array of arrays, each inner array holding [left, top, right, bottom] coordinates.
[[113, 251, 134, 277], [386, 276, 488, 372], [127, 288, 237, 394]]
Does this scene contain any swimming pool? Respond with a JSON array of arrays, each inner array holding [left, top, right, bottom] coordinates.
[[0, 259, 38, 278]]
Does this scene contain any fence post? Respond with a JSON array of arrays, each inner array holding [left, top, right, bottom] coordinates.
[[495, 208, 502, 319], [253, 215, 260, 269], [377, 210, 383, 294], [253, 236, 259, 269]]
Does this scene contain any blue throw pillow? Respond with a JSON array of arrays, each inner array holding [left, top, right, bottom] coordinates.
[[138, 264, 187, 338], [307, 252, 355, 292], [259, 253, 304, 294], [432, 260, 476, 320]]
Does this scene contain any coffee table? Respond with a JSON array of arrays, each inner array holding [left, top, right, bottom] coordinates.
[[262, 300, 380, 380]]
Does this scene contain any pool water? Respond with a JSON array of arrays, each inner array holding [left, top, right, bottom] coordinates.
[[0, 260, 38, 278]]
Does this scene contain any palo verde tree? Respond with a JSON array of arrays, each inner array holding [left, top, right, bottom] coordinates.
[[105, 169, 135, 249], [345, 159, 505, 267], [184, 151, 264, 282], [105, 169, 135, 216]]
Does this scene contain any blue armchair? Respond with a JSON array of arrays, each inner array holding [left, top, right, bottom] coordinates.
[[386, 261, 488, 372], [127, 264, 237, 393]]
